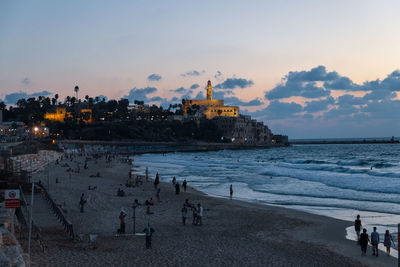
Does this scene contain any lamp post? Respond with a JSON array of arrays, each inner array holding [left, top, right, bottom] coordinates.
[[132, 201, 138, 234]]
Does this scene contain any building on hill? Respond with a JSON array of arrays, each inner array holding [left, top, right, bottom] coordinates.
[[44, 107, 68, 122], [45, 107, 93, 123], [182, 80, 239, 119], [212, 115, 272, 144]]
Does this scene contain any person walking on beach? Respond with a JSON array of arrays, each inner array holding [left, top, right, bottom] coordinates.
[[79, 193, 87, 213], [183, 179, 187, 192], [384, 230, 395, 255], [371, 227, 380, 257], [119, 211, 127, 234], [354, 215, 361, 242], [172, 176, 176, 186], [230, 184, 233, 200], [359, 228, 369, 256], [154, 173, 160, 189], [143, 224, 155, 249], [175, 182, 180, 195], [182, 205, 188, 225]]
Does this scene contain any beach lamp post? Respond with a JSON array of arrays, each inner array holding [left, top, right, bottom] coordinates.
[[132, 201, 138, 234]]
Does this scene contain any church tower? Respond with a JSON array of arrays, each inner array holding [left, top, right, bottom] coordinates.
[[206, 80, 212, 100]]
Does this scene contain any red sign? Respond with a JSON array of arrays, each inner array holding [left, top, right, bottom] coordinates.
[[5, 190, 20, 208], [5, 199, 20, 208]]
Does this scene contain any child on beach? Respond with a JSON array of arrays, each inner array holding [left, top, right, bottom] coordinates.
[[359, 228, 369, 256], [182, 205, 188, 225], [143, 224, 155, 249], [384, 230, 395, 255], [196, 203, 203, 226]]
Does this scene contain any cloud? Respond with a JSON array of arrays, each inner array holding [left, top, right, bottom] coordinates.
[[266, 81, 330, 100], [123, 87, 157, 102], [224, 97, 264, 107], [172, 87, 186, 93], [265, 66, 365, 100], [4, 90, 52, 104], [180, 70, 205, 77], [285, 66, 339, 82], [29, 90, 52, 97], [214, 71, 223, 81], [190, 84, 199, 90], [21, 77, 30, 85], [252, 100, 303, 119], [214, 78, 254, 90], [323, 76, 360, 90], [147, 73, 162, 81], [303, 96, 335, 112]]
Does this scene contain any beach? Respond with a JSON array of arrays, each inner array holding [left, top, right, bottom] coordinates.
[[26, 153, 396, 267]]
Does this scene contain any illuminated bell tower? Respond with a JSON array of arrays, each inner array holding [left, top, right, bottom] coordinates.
[[207, 80, 213, 100]]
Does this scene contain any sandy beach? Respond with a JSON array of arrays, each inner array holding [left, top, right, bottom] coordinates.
[[24, 153, 396, 267]]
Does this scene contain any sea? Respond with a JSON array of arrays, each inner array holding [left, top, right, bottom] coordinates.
[[132, 143, 400, 254]]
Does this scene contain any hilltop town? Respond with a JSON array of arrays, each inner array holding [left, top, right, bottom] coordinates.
[[0, 81, 287, 145]]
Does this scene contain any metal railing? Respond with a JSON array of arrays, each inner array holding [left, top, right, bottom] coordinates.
[[35, 182, 75, 239], [18, 185, 46, 251]]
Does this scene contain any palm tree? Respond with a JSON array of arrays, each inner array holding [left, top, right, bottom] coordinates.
[[66, 96, 71, 106], [74, 85, 79, 100]]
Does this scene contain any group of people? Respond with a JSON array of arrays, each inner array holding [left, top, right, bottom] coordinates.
[[181, 199, 203, 226], [172, 176, 187, 195], [354, 214, 395, 257]]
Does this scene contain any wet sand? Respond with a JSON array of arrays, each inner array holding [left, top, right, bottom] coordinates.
[[29, 153, 396, 267]]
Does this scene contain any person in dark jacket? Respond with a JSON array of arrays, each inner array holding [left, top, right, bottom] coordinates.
[[359, 228, 370, 256]]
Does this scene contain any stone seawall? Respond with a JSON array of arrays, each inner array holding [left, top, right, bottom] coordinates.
[[10, 150, 62, 173], [57, 140, 286, 154]]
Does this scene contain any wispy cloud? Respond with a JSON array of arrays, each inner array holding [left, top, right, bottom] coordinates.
[[147, 73, 162, 81]]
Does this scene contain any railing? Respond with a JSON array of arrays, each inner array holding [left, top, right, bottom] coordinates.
[[35, 182, 75, 239], [18, 185, 46, 251]]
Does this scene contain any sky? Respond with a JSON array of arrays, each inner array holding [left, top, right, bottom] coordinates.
[[1, 0, 400, 138]]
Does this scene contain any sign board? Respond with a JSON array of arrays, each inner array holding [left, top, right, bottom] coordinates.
[[5, 189, 20, 208]]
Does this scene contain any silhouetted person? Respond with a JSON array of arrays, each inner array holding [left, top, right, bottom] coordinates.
[[354, 214, 361, 242], [384, 230, 395, 255], [230, 184, 233, 199], [359, 228, 369, 256], [119, 211, 127, 234], [183, 179, 187, 192], [143, 224, 155, 249], [175, 182, 180, 195], [79, 193, 86, 213], [371, 227, 380, 257], [154, 173, 160, 189], [182, 205, 188, 225]]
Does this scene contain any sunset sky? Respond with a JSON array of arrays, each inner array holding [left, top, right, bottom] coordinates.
[[1, 0, 400, 138]]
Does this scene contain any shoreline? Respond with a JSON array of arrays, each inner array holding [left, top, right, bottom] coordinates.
[[25, 152, 396, 266]]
